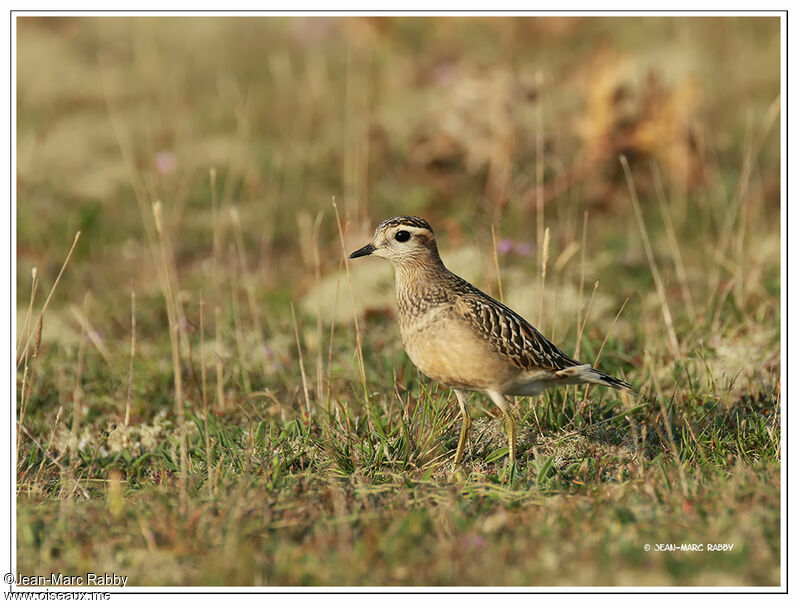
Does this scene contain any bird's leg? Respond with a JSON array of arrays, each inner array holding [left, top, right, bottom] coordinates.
[[453, 389, 472, 465], [487, 391, 517, 470]]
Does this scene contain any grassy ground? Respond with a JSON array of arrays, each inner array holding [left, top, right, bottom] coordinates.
[[15, 16, 781, 586]]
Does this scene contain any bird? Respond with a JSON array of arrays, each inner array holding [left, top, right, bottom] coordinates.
[[349, 216, 635, 468]]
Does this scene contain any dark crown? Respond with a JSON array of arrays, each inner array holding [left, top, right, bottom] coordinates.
[[377, 216, 434, 234]]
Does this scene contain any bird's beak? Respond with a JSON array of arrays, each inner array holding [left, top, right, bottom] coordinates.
[[349, 243, 376, 259]]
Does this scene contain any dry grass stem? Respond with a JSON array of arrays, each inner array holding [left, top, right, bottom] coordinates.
[[231, 207, 270, 378], [18, 232, 81, 366], [332, 198, 370, 406], [582, 297, 631, 402], [594, 297, 630, 367], [574, 281, 599, 360], [577, 211, 588, 346], [229, 250, 252, 394], [620, 155, 681, 358], [490, 224, 504, 302], [535, 70, 545, 270], [306, 210, 327, 401], [291, 302, 312, 418], [69, 301, 111, 365], [64, 294, 90, 503], [124, 286, 136, 426], [209, 168, 227, 412], [538, 226, 550, 327], [17, 267, 39, 354], [199, 297, 214, 497], [325, 255, 344, 411], [32, 405, 63, 489], [651, 162, 697, 323], [152, 201, 188, 507], [648, 357, 690, 498]]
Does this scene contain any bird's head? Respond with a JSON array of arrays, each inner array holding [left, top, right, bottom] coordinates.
[[349, 216, 440, 267]]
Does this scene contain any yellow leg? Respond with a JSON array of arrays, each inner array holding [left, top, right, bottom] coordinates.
[[453, 389, 471, 465], [503, 407, 517, 465], [487, 391, 516, 469]]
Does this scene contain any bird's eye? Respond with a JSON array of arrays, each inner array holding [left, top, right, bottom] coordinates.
[[395, 230, 411, 242]]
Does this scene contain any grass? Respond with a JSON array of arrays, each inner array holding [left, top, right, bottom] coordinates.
[[15, 16, 781, 587]]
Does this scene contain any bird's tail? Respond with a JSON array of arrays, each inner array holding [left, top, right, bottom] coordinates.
[[555, 364, 639, 397]]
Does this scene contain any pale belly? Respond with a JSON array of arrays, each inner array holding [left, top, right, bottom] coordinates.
[[400, 313, 518, 392]]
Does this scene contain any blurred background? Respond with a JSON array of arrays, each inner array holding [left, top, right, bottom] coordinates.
[[17, 17, 779, 293], [14, 15, 782, 587], [17, 16, 781, 402], [16, 13, 782, 424]]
